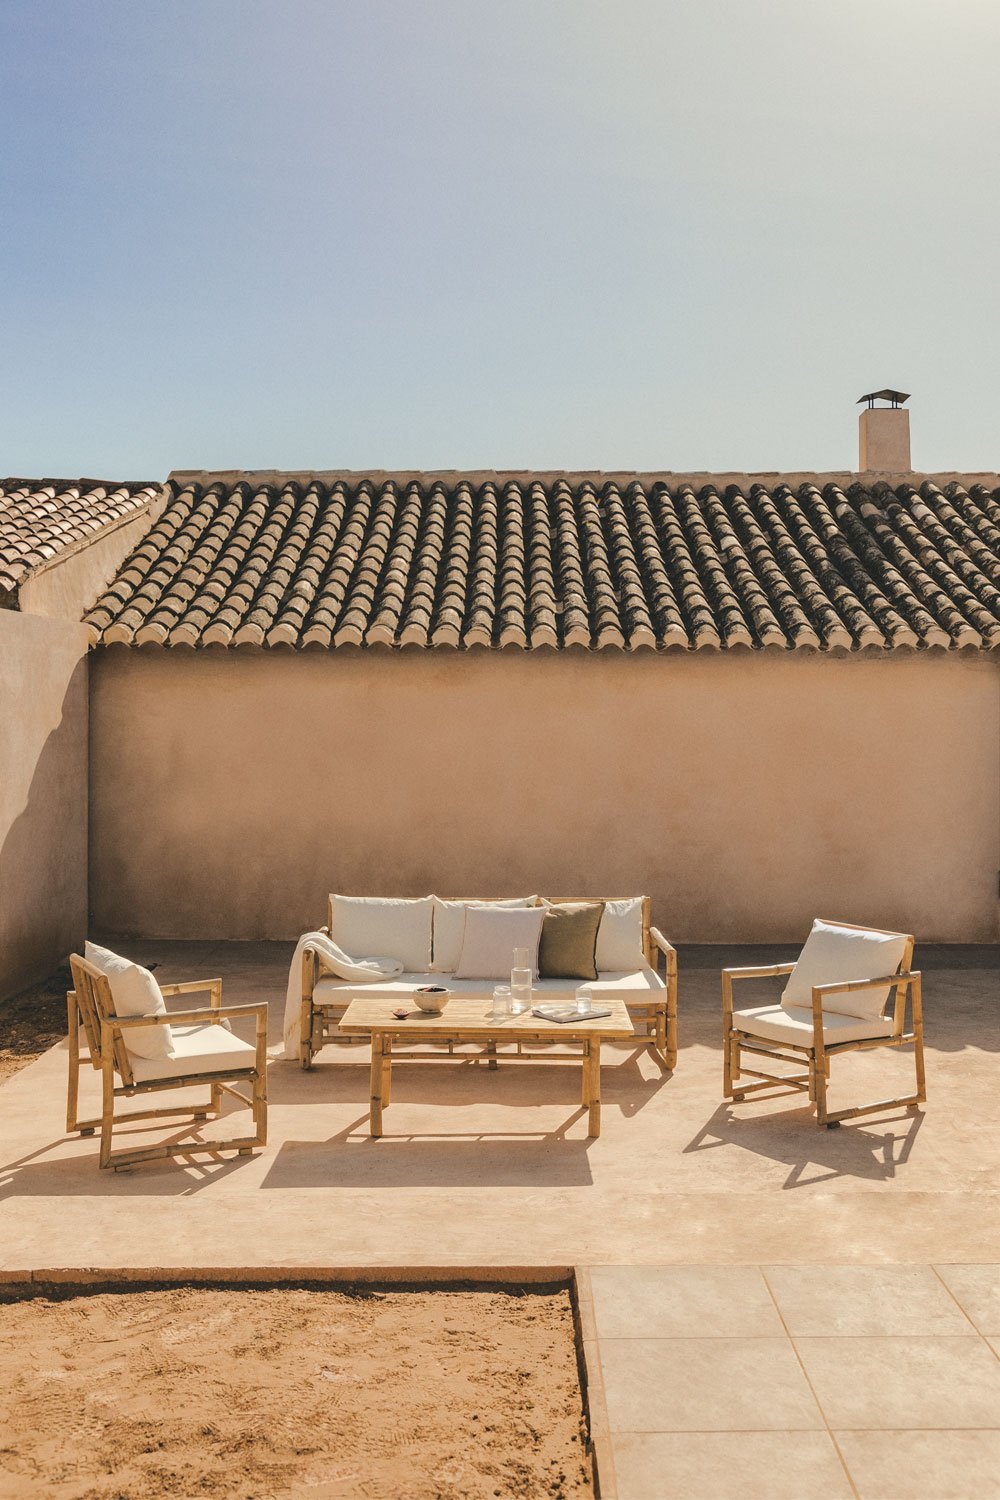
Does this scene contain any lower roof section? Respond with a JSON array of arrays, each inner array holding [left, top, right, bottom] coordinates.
[[83, 470, 1000, 652]]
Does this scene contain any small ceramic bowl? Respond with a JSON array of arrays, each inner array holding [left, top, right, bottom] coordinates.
[[413, 985, 451, 1013]]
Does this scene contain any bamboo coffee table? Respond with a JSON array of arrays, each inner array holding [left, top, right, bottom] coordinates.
[[338, 994, 634, 1139]]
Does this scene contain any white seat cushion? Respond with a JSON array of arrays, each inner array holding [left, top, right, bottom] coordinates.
[[781, 919, 910, 1021], [330, 895, 434, 972], [85, 941, 175, 1060], [733, 1003, 895, 1048], [431, 897, 537, 972], [594, 898, 647, 972], [128, 1022, 256, 1083], [313, 963, 666, 1007]]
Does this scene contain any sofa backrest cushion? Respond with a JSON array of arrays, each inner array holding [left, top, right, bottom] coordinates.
[[781, 919, 911, 1021], [593, 898, 647, 972], [538, 901, 605, 981], [329, 895, 434, 972], [431, 896, 537, 973], [85, 941, 176, 1060], [453, 905, 546, 981]]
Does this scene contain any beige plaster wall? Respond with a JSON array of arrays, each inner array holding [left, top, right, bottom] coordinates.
[[0, 611, 89, 1000], [89, 647, 1000, 944]]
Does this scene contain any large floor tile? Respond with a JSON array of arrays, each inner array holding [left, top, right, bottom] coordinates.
[[764, 1264, 975, 1336], [836, 1428, 1000, 1499], [598, 1336, 823, 1432], [612, 1430, 853, 1500], [935, 1264, 1000, 1334], [590, 1264, 783, 1338], [795, 1335, 1000, 1429]]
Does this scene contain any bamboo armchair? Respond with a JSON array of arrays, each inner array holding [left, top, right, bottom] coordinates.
[[67, 954, 268, 1169], [722, 922, 925, 1129]]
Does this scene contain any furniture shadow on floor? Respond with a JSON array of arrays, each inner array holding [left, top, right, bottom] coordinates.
[[260, 1122, 597, 1189], [684, 1101, 925, 1190], [0, 1127, 259, 1199]]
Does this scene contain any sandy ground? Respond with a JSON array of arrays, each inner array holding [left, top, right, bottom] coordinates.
[[0, 1284, 592, 1500], [0, 966, 69, 1085]]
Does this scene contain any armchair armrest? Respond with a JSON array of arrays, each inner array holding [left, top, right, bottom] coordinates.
[[160, 977, 223, 1008], [724, 962, 796, 981], [108, 1001, 266, 1029], [810, 971, 919, 998], [721, 961, 795, 1017]]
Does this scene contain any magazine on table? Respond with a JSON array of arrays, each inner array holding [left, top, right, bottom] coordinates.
[[532, 1004, 611, 1024]]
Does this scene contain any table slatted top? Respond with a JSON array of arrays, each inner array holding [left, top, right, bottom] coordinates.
[[338, 993, 635, 1040]]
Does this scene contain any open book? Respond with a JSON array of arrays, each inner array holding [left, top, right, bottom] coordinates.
[[532, 1004, 611, 1024]]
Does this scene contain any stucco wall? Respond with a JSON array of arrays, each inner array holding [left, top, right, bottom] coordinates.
[[0, 611, 89, 999], [89, 646, 1000, 943]]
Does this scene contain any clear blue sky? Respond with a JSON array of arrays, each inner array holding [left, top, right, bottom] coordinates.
[[2, 1, 998, 477]]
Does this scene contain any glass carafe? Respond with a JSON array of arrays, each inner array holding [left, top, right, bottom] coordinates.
[[510, 946, 533, 1014]]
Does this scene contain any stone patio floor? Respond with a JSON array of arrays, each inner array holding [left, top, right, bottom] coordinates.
[[1, 941, 997, 1498]]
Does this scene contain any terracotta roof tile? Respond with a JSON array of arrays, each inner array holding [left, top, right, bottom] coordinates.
[[83, 472, 1000, 652], [0, 478, 159, 600]]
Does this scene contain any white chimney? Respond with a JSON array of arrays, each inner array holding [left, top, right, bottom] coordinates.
[[858, 389, 911, 472]]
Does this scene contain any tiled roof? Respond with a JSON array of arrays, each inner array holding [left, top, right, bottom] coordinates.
[[0, 478, 160, 602], [84, 471, 1000, 651]]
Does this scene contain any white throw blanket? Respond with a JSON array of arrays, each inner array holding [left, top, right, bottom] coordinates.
[[283, 931, 403, 1059]]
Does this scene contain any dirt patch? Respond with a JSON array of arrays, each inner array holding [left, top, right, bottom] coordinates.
[[0, 964, 69, 1085], [0, 1284, 593, 1499]]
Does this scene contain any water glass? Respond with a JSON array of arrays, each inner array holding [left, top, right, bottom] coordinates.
[[576, 985, 593, 1015], [492, 985, 511, 1020]]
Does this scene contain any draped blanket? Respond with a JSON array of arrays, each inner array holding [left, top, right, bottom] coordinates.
[[283, 931, 403, 1059]]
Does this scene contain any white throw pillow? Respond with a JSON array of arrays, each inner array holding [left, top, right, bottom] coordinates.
[[431, 896, 538, 973], [594, 897, 647, 972], [330, 895, 433, 972], [85, 941, 175, 1060], [781, 919, 910, 1022], [454, 905, 547, 980]]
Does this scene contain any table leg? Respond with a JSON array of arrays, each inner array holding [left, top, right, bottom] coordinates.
[[369, 1035, 384, 1138], [381, 1036, 392, 1106], [581, 1042, 590, 1106], [587, 1038, 601, 1138]]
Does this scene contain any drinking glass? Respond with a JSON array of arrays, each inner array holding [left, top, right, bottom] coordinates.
[[492, 985, 511, 1020], [576, 985, 593, 1015]]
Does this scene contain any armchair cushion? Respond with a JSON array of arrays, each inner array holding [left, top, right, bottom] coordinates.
[[431, 896, 537, 972], [85, 941, 175, 1060], [734, 1003, 895, 1048], [781, 919, 910, 1021], [329, 895, 433, 972], [129, 1020, 255, 1082], [594, 898, 646, 972], [453, 904, 546, 980]]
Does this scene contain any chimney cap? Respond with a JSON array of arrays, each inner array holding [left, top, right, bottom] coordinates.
[[858, 389, 910, 408]]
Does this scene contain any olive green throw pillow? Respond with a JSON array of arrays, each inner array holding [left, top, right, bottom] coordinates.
[[538, 901, 606, 981]]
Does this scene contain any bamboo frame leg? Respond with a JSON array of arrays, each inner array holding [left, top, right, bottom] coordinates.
[[381, 1038, 392, 1107], [913, 975, 926, 1102], [814, 1045, 830, 1126], [581, 1045, 590, 1107], [486, 1038, 498, 1070], [300, 995, 314, 1070], [65, 993, 90, 1134], [369, 1036, 384, 1138], [722, 973, 734, 1099], [665, 960, 678, 1069], [587, 1039, 601, 1138], [99, 1048, 115, 1169]]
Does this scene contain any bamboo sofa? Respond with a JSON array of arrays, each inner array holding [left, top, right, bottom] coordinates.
[[299, 895, 677, 1070], [722, 918, 925, 1129], [67, 952, 268, 1169]]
